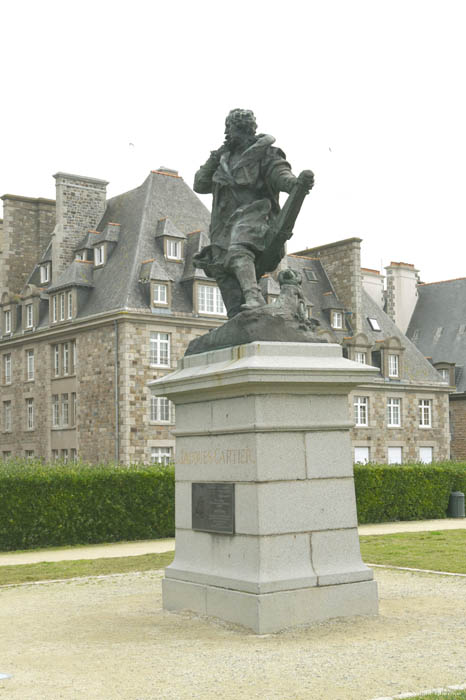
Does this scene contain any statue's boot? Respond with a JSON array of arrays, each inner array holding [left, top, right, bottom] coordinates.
[[229, 255, 266, 311]]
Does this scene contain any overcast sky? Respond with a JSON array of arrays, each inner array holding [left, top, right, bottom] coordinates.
[[2, 0, 466, 283]]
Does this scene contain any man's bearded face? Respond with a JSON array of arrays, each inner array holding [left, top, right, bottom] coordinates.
[[225, 120, 255, 149]]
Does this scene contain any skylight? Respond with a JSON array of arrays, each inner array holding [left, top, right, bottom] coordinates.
[[368, 317, 381, 331]]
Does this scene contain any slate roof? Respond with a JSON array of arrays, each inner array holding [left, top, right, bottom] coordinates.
[[406, 278, 466, 392], [47, 260, 94, 292]]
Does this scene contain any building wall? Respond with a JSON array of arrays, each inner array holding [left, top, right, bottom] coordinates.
[[350, 387, 450, 463], [0, 196, 55, 293], [449, 397, 466, 461]]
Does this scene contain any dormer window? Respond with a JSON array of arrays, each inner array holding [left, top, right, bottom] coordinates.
[[197, 284, 226, 316], [95, 244, 105, 266], [166, 239, 181, 260], [153, 283, 168, 306], [25, 304, 33, 329], [388, 353, 399, 378], [355, 351, 367, 364], [331, 310, 343, 329], [40, 263, 51, 284], [4, 310, 11, 334]]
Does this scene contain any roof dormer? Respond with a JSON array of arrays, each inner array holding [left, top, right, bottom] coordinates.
[[155, 218, 186, 262]]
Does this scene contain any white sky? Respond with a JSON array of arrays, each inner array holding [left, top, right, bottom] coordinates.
[[2, 0, 466, 283]]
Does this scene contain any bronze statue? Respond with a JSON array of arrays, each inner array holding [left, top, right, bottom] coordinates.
[[193, 109, 314, 318]]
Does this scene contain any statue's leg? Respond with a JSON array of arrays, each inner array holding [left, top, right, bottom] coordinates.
[[227, 250, 266, 311], [216, 272, 244, 318]]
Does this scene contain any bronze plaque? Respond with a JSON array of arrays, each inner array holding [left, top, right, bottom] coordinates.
[[192, 483, 235, 534]]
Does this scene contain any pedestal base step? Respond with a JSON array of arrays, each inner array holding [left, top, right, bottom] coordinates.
[[162, 577, 379, 634]]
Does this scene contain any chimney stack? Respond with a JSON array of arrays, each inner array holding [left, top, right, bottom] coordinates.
[[384, 261, 420, 333]]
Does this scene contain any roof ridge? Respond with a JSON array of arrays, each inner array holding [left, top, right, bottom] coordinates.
[[419, 276, 466, 286]]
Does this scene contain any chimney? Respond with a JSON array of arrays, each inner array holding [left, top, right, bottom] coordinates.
[[0, 194, 56, 294], [51, 172, 108, 282], [384, 261, 420, 333], [361, 267, 385, 308], [293, 238, 363, 332]]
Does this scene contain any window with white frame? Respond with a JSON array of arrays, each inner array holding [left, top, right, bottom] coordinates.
[[61, 394, 69, 426], [368, 317, 381, 331], [25, 450, 34, 460], [71, 392, 77, 426], [387, 446, 402, 464], [60, 293, 65, 321], [95, 244, 105, 266], [67, 292, 73, 319], [4, 309, 11, 334], [388, 353, 399, 377], [166, 239, 181, 260], [387, 397, 401, 427], [150, 396, 172, 423], [3, 401, 11, 432], [354, 446, 370, 464], [354, 396, 369, 426], [198, 284, 226, 315], [150, 332, 170, 366], [52, 449, 59, 461], [355, 351, 367, 364], [26, 398, 34, 430], [419, 446, 433, 464], [153, 283, 168, 305], [40, 264, 50, 284], [61, 449, 69, 463], [151, 446, 173, 465], [63, 343, 70, 376], [26, 350, 34, 381], [71, 448, 77, 462], [52, 395, 60, 427], [25, 304, 33, 329], [331, 311, 343, 329], [438, 368, 450, 382], [3, 354, 11, 384], [419, 399, 432, 428], [54, 344, 60, 376], [52, 295, 58, 323]]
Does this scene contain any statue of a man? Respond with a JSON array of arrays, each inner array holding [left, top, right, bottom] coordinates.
[[193, 109, 314, 318]]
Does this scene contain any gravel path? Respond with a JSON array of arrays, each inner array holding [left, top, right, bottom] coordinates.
[[0, 568, 465, 700]]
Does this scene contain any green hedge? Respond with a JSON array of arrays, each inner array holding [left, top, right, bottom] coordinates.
[[0, 460, 175, 551], [354, 462, 466, 524]]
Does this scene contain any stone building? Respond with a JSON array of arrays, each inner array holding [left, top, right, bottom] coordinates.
[[0, 172, 450, 465]]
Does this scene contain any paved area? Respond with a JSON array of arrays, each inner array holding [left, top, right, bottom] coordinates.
[[0, 519, 464, 566], [0, 567, 465, 699]]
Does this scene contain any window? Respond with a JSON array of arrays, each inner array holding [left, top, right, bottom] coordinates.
[[419, 446, 433, 464], [26, 350, 34, 381], [150, 396, 172, 423], [71, 448, 77, 462], [354, 446, 370, 464], [52, 395, 60, 427], [3, 354, 11, 384], [61, 394, 69, 426], [387, 446, 402, 464], [151, 446, 173, 465], [40, 264, 50, 284], [67, 292, 73, 319], [3, 401, 11, 432], [25, 450, 34, 460], [387, 398, 401, 427], [355, 352, 367, 364], [4, 310, 11, 334], [368, 317, 381, 331], [60, 293, 65, 321], [354, 396, 369, 426], [153, 284, 168, 305], [198, 285, 226, 315], [166, 239, 181, 260], [95, 244, 105, 266], [388, 354, 399, 378], [419, 399, 432, 428], [332, 311, 343, 329], [2, 452, 11, 460], [26, 398, 34, 430], [150, 332, 170, 367], [63, 343, 70, 376], [61, 449, 69, 463], [26, 304, 33, 329], [54, 345, 60, 376], [52, 449, 59, 461], [303, 268, 317, 281], [71, 392, 77, 426], [52, 295, 58, 323], [438, 368, 450, 383]]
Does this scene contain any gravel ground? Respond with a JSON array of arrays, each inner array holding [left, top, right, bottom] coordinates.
[[0, 568, 465, 700]]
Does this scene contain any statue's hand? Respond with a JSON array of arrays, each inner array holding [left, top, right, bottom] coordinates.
[[209, 145, 227, 164], [298, 170, 315, 191]]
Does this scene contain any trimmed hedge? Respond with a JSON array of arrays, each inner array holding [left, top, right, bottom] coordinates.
[[0, 460, 175, 551], [354, 462, 466, 524]]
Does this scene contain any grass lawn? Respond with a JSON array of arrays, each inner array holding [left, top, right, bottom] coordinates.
[[407, 691, 466, 699], [0, 551, 175, 586], [359, 530, 466, 574]]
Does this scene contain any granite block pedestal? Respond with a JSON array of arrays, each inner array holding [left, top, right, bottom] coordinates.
[[149, 342, 379, 634]]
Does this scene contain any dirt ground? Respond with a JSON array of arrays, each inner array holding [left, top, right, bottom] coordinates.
[[0, 568, 465, 700]]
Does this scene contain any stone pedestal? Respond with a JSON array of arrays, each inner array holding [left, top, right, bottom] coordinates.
[[149, 342, 379, 634]]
